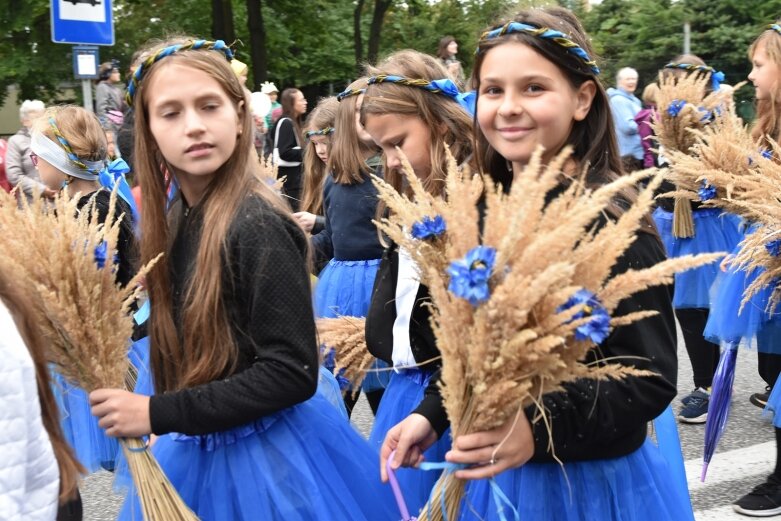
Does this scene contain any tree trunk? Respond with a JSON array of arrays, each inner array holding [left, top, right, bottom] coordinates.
[[354, 0, 366, 74], [211, 0, 236, 43], [367, 0, 393, 65], [246, 0, 268, 88]]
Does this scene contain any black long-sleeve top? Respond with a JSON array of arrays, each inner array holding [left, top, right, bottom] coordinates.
[[310, 172, 385, 263], [148, 193, 319, 436], [365, 228, 678, 462], [273, 117, 303, 211]]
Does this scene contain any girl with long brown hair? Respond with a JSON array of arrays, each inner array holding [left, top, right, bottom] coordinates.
[[292, 95, 338, 236], [310, 78, 390, 416], [87, 37, 397, 520], [381, 8, 694, 520], [359, 49, 474, 515], [272, 87, 307, 210]]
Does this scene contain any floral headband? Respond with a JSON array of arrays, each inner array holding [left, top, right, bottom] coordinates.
[[126, 39, 234, 106], [663, 63, 725, 91], [365, 75, 475, 115], [305, 127, 335, 139], [478, 21, 600, 75]]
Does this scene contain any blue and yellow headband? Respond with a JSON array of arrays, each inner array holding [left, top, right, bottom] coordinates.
[[365, 75, 475, 115], [336, 87, 366, 102], [768, 23, 781, 36], [305, 127, 335, 139], [478, 21, 600, 75], [126, 39, 234, 106], [663, 63, 725, 91]]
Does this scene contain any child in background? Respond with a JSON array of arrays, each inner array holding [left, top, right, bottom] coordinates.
[[293, 96, 339, 236], [360, 49, 474, 516], [311, 79, 389, 416], [381, 8, 694, 520], [88, 38, 397, 520]]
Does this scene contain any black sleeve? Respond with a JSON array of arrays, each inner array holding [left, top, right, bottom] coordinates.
[[311, 215, 326, 235], [528, 232, 678, 462], [412, 369, 449, 438], [149, 200, 319, 435], [276, 119, 302, 163], [310, 186, 334, 264]]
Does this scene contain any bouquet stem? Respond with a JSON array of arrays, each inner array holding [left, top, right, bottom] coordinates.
[[120, 438, 198, 520]]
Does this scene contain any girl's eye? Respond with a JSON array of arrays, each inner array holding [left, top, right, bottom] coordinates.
[[203, 104, 219, 111], [161, 111, 178, 119], [526, 84, 544, 93], [483, 86, 501, 95]]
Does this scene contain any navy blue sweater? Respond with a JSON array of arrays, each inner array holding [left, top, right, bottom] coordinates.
[[311, 171, 384, 263]]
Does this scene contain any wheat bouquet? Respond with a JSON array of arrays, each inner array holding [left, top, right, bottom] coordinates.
[[316, 316, 375, 395], [653, 71, 736, 237], [372, 147, 721, 521], [0, 188, 196, 520]]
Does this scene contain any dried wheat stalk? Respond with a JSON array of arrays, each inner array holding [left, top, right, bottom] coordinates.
[[372, 146, 723, 521], [316, 316, 375, 395], [0, 188, 196, 521]]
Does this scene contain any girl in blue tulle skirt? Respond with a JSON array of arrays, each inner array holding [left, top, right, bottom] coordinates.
[[375, 8, 694, 520], [88, 38, 398, 521], [310, 79, 391, 415], [360, 50, 476, 516]]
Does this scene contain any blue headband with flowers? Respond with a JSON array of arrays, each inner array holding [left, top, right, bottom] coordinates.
[[663, 63, 725, 92], [366, 74, 475, 116], [478, 21, 600, 75]]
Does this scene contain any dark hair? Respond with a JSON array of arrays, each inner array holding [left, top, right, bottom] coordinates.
[[280, 88, 305, 143], [437, 36, 456, 60], [473, 7, 658, 237]]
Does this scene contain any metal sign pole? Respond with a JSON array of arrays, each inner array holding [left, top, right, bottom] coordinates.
[[81, 78, 93, 112]]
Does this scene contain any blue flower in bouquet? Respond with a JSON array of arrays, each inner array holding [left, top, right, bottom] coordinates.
[[766, 239, 781, 258], [667, 100, 686, 117], [94, 241, 110, 269], [447, 246, 496, 306], [698, 180, 717, 201], [411, 215, 446, 240], [557, 289, 611, 344], [762, 148, 773, 160], [322, 347, 336, 371], [698, 106, 713, 123], [334, 368, 351, 390]]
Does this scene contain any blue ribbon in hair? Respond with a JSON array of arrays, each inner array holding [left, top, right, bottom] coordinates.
[[98, 158, 140, 225]]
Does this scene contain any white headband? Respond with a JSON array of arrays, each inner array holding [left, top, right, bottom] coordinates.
[[30, 132, 105, 181]]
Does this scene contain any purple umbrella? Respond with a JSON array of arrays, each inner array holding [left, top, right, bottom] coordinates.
[[701, 342, 739, 481]]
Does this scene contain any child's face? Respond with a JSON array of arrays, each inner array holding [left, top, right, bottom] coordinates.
[[309, 134, 329, 164], [749, 41, 780, 101], [476, 42, 595, 169], [145, 64, 242, 186], [35, 156, 65, 191], [364, 112, 432, 181]]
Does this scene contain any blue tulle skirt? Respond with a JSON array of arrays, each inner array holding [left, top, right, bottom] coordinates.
[[314, 258, 390, 392], [459, 436, 694, 521], [369, 369, 452, 517], [52, 373, 119, 473], [652, 207, 742, 309], [117, 392, 398, 521], [764, 377, 781, 428], [128, 337, 154, 396]]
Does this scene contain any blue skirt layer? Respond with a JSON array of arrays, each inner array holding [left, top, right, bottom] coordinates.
[[764, 375, 781, 428], [652, 208, 742, 309], [369, 369, 451, 517], [118, 393, 398, 521], [460, 437, 694, 521], [314, 258, 390, 392], [128, 337, 154, 397], [52, 373, 119, 473]]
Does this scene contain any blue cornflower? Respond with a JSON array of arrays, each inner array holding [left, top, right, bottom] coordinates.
[[698, 106, 713, 123], [667, 100, 686, 117], [698, 180, 717, 201], [447, 246, 497, 306], [557, 289, 612, 344], [766, 239, 781, 257], [411, 215, 446, 240], [762, 148, 773, 160], [94, 241, 108, 269]]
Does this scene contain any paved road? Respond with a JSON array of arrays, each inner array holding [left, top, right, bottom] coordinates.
[[81, 328, 777, 520]]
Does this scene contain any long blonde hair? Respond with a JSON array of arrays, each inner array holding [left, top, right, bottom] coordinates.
[[361, 50, 474, 199], [749, 25, 781, 144], [301, 96, 338, 215], [133, 37, 290, 393], [328, 78, 379, 185]]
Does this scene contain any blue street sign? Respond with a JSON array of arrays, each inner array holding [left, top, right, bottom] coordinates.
[[51, 0, 114, 46]]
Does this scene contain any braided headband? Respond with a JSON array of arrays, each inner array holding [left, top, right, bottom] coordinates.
[[768, 23, 781, 36], [126, 39, 234, 106], [478, 22, 600, 75], [366, 75, 475, 115], [664, 62, 725, 91], [31, 131, 105, 181], [336, 87, 366, 102], [305, 127, 335, 139]]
